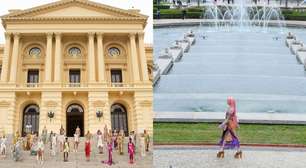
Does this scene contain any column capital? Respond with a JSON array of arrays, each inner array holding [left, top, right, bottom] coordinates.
[[96, 32, 104, 37], [88, 32, 95, 37], [54, 32, 62, 37], [46, 32, 53, 38], [137, 32, 145, 38], [4, 32, 11, 38], [12, 32, 20, 39], [129, 33, 136, 38]]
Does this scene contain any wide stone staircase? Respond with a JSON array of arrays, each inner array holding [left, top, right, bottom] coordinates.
[[0, 137, 152, 168]]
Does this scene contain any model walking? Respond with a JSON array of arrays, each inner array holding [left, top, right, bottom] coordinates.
[[37, 138, 44, 165], [74, 126, 80, 152], [217, 97, 242, 159], [97, 130, 104, 154], [128, 137, 135, 164], [0, 134, 7, 157], [102, 139, 113, 165], [63, 137, 70, 162]]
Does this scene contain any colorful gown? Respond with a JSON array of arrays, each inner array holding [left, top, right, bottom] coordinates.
[[85, 140, 91, 158], [128, 142, 135, 164], [102, 143, 113, 165], [218, 107, 240, 149], [117, 134, 124, 155]]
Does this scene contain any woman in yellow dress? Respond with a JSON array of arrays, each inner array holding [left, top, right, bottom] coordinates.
[[13, 131, 20, 145], [117, 130, 124, 155]]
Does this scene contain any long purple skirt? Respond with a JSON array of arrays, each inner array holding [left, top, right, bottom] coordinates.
[[219, 128, 240, 149]]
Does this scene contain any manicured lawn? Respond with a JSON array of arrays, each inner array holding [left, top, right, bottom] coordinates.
[[154, 122, 306, 145]]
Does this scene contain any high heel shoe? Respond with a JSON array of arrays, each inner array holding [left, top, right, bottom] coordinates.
[[217, 151, 224, 158], [234, 151, 242, 159]]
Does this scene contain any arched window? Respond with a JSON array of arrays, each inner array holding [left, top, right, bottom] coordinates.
[[66, 104, 84, 137], [111, 103, 128, 136], [22, 104, 40, 136]]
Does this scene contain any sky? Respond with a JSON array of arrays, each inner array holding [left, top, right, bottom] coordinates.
[[0, 0, 153, 44]]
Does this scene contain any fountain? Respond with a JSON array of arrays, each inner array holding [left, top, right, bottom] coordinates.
[[153, 1, 306, 120], [202, 0, 285, 32]]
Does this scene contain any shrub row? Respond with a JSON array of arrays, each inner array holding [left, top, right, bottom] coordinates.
[[153, 8, 306, 21]]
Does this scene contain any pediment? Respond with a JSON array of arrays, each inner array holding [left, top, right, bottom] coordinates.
[[2, 0, 147, 19], [34, 6, 113, 17]]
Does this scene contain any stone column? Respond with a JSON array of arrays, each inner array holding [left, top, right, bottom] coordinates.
[[88, 92, 109, 132], [44, 33, 53, 83], [129, 33, 140, 83], [137, 32, 149, 82], [133, 91, 153, 136], [9, 33, 20, 83], [88, 32, 96, 83], [1, 32, 11, 82], [40, 92, 62, 134], [54, 33, 62, 83], [97, 33, 106, 83]]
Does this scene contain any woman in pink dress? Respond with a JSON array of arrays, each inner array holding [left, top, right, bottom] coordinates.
[[102, 140, 113, 165], [217, 97, 242, 159], [128, 137, 135, 164]]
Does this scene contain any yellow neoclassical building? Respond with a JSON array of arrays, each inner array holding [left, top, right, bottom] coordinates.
[[0, 0, 153, 137]]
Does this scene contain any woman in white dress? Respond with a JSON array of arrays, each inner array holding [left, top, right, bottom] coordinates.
[[0, 135, 7, 157], [51, 133, 57, 156], [140, 133, 146, 157], [97, 130, 104, 154], [58, 125, 65, 152]]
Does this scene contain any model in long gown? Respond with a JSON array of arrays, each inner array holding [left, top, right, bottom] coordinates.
[[97, 130, 104, 154], [0, 135, 7, 157], [102, 141, 113, 165], [128, 138, 135, 164], [217, 97, 242, 159], [85, 139, 91, 161]]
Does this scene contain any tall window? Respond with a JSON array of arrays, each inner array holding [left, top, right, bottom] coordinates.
[[27, 70, 39, 84], [111, 69, 122, 83], [69, 69, 80, 87]]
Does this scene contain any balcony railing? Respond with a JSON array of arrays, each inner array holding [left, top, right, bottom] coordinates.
[[14, 82, 135, 88], [109, 83, 134, 87], [63, 83, 87, 88], [26, 83, 40, 88]]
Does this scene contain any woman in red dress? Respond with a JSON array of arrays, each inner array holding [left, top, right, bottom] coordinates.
[[85, 139, 91, 161]]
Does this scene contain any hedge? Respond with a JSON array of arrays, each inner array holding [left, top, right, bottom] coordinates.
[[154, 5, 170, 9], [154, 9, 306, 21]]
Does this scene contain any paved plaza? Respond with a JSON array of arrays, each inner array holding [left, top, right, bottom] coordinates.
[[154, 145, 306, 168], [0, 138, 152, 168]]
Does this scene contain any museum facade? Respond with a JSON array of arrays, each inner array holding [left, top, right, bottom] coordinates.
[[0, 0, 153, 137]]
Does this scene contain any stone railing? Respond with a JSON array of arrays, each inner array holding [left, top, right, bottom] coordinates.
[[63, 83, 88, 88], [24, 83, 40, 88], [109, 82, 134, 88]]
